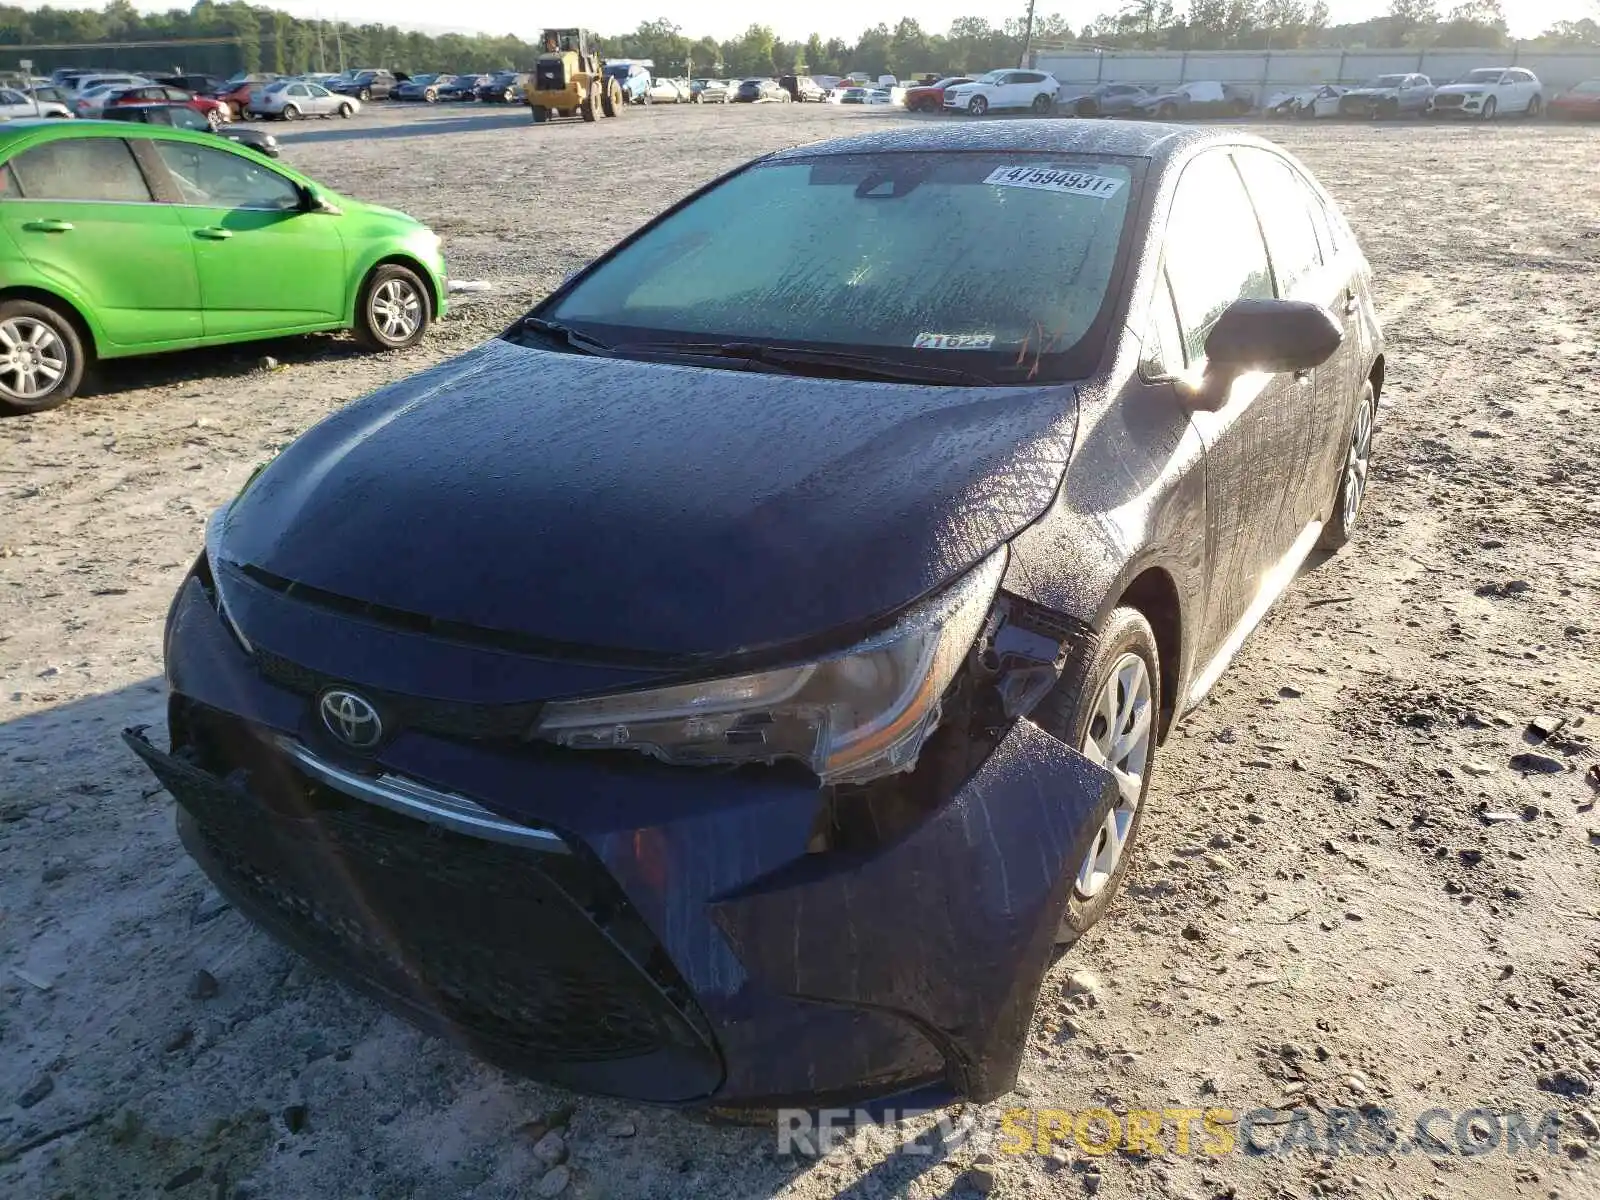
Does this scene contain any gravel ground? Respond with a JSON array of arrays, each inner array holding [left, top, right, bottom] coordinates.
[[2, 103, 1598, 1199]]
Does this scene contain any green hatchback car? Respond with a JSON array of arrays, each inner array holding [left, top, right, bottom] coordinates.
[[0, 120, 447, 414]]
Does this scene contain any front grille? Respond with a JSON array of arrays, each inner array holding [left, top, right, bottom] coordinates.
[[1433, 93, 1465, 107], [252, 645, 544, 742], [124, 723, 722, 1097]]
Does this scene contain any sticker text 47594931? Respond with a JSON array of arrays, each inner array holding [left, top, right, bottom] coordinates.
[[983, 166, 1125, 199]]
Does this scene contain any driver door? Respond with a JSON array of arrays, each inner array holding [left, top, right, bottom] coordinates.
[[143, 140, 346, 336]]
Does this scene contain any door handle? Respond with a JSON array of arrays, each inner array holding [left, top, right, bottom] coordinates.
[[195, 227, 233, 240], [21, 219, 72, 233]]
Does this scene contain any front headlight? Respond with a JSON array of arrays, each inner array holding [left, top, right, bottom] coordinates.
[[534, 549, 1007, 784], [204, 505, 252, 653]]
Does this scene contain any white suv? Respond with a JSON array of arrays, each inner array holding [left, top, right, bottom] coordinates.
[[944, 69, 1060, 116], [1428, 67, 1543, 119]]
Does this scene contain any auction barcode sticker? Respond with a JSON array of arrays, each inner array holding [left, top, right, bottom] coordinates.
[[983, 166, 1125, 199]]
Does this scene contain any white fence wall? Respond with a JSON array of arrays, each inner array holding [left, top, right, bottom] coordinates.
[[1036, 47, 1600, 102]]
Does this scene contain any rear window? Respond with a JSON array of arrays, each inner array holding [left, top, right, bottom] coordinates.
[[546, 152, 1138, 381], [8, 137, 152, 202]]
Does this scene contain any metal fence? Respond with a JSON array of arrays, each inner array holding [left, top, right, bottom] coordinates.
[[1034, 47, 1600, 102]]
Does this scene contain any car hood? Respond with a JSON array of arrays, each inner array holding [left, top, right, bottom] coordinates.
[[221, 338, 1078, 661], [1345, 86, 1400, 98], [1435, 83, 1490, 95], [1134, 92, 1181, 106]]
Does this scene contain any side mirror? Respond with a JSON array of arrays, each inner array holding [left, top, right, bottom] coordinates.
[[300, 186, 341, 216], [1179, 299, 1343, 410]]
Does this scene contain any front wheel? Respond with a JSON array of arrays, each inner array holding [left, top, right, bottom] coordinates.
[[338, 102, 353, 118], [424, 89, 437, 103], [356, 265, 430, 351], [206, 108, 222, 130], [1481, 96, 1497, 120], [1318, 380, 1377, 551], [580, 81, 598, 122], [281, 104, 300, 121], [359, 88, 372, 102], [967, 95, 988, 116], [602, 80, 621, 117], [1528, 94, 1542, 118], [1035, 606, 1162, 944], [0, 300, 85, 415], [530, 105, 548, 123]]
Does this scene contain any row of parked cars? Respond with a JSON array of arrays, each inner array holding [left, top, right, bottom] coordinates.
[[901, 65, 1600, 122]]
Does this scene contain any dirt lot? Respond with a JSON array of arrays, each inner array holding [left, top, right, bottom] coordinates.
[[2, 102, 1599, 1200]]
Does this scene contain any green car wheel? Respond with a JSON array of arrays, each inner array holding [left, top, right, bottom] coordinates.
[[0, 299, 85, 415], [357, 264, 430, 350]]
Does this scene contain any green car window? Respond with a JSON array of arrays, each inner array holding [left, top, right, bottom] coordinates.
[[153, 141, 299, 211], [9, 138, 152, 203]]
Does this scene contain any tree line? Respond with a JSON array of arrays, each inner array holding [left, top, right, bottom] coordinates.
[[0, 1, 1594, 82]]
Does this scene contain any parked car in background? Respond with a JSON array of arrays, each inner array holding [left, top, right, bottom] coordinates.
[[255, 80, 359, 120], [1550, 78, 1600, 119], [0, 87, 72, 118], [109, 84, 229, 128], [1428, 67, 1543, 119], [943, 69, 1060, 116], [1265, 84, 1346, 119], [1059, 82, 1152, 117], [218, 74, 281, 119], [1337, 73, 1433, 118], [330, 69, 400, 102], [436, 73, 486, 100], [100, 102, 280, 157], [602, 61, 653, 105], [1128, 80, 1255, 118], [475, 71, 527, 103], [393, 73, 456, 102], [643, 77, 686, 104], [23, 85, 73, 108], [734, 78, 789, 103], [690, 78, 730, 103], [0, 120, 446, 413], [128, 119, 1382, 1111], [155, 74, 225, 97], [65, 73, 150, 96], [70, 85, 128, 118], [902, 76, 973, 112], [779, 74, 826, 102]]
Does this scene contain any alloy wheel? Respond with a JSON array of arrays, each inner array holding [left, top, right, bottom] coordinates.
[[1341, 394, 1375, 531], [1075, 653, 1154, 899], [0, 317, 67, 401], [369, 279, 421, 343]]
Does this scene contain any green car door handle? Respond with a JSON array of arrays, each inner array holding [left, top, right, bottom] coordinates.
[[195, 227, 233, 240], [21, 219, 72, 233]]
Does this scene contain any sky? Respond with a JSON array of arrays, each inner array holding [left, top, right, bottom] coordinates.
[[16, 0, 1594, 45]]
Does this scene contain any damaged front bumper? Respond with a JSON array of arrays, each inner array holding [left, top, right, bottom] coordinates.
[[126, 575, 1117, 1108]]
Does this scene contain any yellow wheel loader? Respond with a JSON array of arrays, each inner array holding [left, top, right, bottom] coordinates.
[[527, 28, 623, 123]]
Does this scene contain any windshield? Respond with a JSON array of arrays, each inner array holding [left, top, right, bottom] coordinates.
[[1366, 75, 1407, 87], [1574, 80, 1600, 93], [1462, 69, 1504, 84], [539, 152, 1136, 383], [976, 70, 1006, 84]]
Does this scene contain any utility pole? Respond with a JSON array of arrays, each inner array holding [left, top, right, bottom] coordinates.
[[335, 21, 345, 73], [317, 16, 327, 73], [1018, 0, 1037, 68]]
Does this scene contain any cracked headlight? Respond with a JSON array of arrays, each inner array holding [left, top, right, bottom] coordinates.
[[204, 505, 252, 653], [534, 549, 1007, 784]]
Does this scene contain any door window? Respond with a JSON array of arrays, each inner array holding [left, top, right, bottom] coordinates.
[[0, 89, 23, 105], [163, 87, 190, 101], [8, 138, 153, 202], [1162, 150, 1273, 366], [287, 84, 309, 97], [152, 141, 300, 210], [1139, 266, 1185, 379], [1234, 150, 1324, 297], [308, 84, 330, 97]]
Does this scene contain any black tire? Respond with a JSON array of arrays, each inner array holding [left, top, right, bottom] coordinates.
[[281, 103, 300, 121], [580, 81, 598, 122], [1481, 96, 1497, 120], [338, 102, 353, 118], [1528, 94, 1542, 118], [355, 264, 431, 351], [967, 95, 987, 116], [1031, 92, 1053, 114], [359, 88, 371, 102], [424, 89, 437, 103], [502, 89, 514, 103], [1317, 379, 1376, 551], [0, 299, 86, 416], [1034, 606, 1162, 944], [530, 105, 548, 123], [602, 80, 620, 117]]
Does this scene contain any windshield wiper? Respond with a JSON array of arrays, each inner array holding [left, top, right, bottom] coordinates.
[[617, 340, 996, 385], [517, 316, 614, 356]]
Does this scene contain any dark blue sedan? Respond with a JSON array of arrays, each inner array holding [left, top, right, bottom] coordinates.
[[127, 120, 1383, 1108]]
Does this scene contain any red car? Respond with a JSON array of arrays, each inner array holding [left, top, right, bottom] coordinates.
[[109, 84, 229, 127], [1550, 79, 1600, 119], [903, 76, 973, 113]]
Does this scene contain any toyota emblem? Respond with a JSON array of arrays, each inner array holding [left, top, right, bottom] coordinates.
[[319, 689, 383, 749]]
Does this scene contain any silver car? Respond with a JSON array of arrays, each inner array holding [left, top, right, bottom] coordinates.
[[253, 80, 359, 121]]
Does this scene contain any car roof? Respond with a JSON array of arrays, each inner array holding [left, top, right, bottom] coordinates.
[[767, 118, 1229, 164], [0, 118, 304, 168]]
